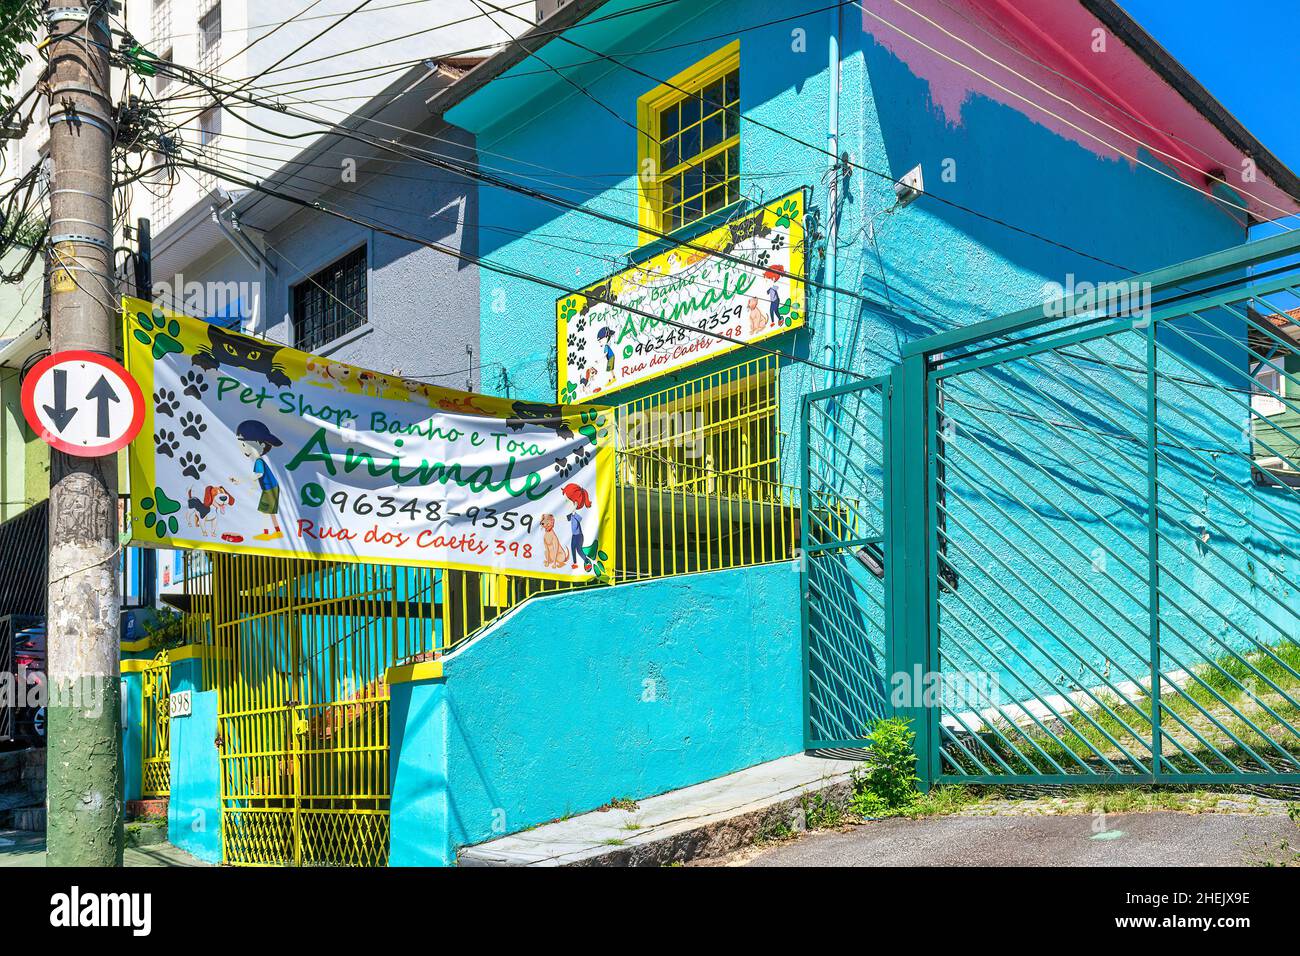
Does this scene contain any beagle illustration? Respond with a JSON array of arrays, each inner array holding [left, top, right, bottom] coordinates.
[[187, 485, 235, 537]]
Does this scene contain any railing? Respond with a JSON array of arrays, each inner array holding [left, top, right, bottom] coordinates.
[[439, 452, 801, 652]]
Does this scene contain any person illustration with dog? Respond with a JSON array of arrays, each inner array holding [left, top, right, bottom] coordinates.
[[236, 419, 284, 541], [597, 325, 616, 387]]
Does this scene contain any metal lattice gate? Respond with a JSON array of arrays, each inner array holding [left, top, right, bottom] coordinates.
[[141, 651, 171, 797], [804, 234, 1300, 785], [211, 553, 436, 866]]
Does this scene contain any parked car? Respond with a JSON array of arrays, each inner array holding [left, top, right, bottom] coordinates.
[[1, 616, 45, 748]]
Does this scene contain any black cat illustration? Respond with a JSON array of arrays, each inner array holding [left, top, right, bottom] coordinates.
[[507, 401, 574, 440], [191, 325, 291, 388]]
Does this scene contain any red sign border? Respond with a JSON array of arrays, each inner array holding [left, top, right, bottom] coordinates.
[[20, 350, 145, 457]]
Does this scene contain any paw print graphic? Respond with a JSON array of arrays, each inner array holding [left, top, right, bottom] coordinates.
[[769, 233, 785, 252], [154, 388, 179, 417], [773, 197, 800, 229], [180, 369, 209, 400], [155, 429, 179, 458], [559, 298, 579, 324], [131, 309, 185, 360], [755, 250, 771, 268], [179, 411, 207, 441], [578, 409, 609, 447], [179, 451, 206, 481], [140, 486, 182, 539]]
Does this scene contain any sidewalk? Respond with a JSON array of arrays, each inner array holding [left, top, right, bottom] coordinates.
[[459, 752, 862, 866], [0, 830, 208, 867]]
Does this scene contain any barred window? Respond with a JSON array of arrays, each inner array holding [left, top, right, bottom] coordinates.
[[291, 245, 367, 352], [199, 4, 221, 58]]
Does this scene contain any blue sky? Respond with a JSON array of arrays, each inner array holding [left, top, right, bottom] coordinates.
[[1124, 0, 1300, 234]]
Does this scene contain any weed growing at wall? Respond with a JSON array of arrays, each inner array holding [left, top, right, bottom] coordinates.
[[849, 717, 922, 818]]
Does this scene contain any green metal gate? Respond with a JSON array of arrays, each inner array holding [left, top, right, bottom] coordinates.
[[804, 231, 1300, 784], [801, 377, 891, 748]]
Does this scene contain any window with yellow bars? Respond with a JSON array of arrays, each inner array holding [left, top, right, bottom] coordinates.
[[617, 354, 780, 501], [639, 42, 741, 239]]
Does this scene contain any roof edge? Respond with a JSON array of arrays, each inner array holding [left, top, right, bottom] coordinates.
[[1082, 0, 1300, 211]]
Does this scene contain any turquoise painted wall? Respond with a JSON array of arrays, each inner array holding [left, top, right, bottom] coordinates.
[[167, 659, 222, 863], [452, 0, 1245, 481], [441, 0, 1262, 719], [390, 560, 803, 864]]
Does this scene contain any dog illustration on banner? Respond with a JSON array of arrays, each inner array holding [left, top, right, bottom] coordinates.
[[539, 514, 569, 568], [187, 485, 235, 537]]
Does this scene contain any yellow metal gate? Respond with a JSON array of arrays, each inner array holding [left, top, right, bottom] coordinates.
[[211, 553, 433, 867], [141, 650, 171, 797]]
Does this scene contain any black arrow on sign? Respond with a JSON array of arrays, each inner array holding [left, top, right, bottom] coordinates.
[[42, 368, 78, 432], [86, 375, 120, 438]]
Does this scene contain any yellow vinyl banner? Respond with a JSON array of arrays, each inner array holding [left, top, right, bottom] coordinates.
[[123, 298, 616, 582]]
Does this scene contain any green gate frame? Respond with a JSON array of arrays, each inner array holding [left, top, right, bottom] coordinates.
[[803, 228, 1300, 786]]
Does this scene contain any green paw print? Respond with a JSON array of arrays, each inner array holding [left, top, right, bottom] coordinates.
[[578, 409, 609, 446], [582, 542, 611, 582], [773, 198, 800, 229], [140, 486, 182, 538], [559, 298, 579, 324], [132, 309, 184, 360], [560, 382, 578, 403], [777, 298, 801, 327]]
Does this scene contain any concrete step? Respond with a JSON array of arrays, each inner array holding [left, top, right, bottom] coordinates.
[[458, 752, 864, 867]]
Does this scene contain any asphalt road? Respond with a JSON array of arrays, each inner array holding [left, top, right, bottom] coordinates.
[[740, 813, 1299, 866]]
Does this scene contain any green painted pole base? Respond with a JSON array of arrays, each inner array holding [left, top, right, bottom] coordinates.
[[46, 675, 124, 866]]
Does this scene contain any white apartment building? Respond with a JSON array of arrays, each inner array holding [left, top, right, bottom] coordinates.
[[2, 0, 533, 326]]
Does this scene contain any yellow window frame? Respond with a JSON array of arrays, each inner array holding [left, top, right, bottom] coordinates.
[[636, 41, 740, 245]]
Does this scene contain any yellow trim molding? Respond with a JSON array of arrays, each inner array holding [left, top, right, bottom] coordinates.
[[386, 661, 444, 684], [121, 659, 151, 674]]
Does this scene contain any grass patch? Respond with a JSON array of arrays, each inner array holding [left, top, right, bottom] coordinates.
[[598, 797, 639, 812]]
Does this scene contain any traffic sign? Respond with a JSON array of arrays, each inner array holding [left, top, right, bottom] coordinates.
[[20, 351, 145, 457]]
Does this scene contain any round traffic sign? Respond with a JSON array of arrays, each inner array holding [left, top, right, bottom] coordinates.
[[20, 351, 145, 457]]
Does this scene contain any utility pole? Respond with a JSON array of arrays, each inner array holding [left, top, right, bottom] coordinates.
[[44, 0, 123, 866]]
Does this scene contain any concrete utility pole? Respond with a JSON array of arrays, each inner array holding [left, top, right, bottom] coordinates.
[[44, 0, 123, 866]]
